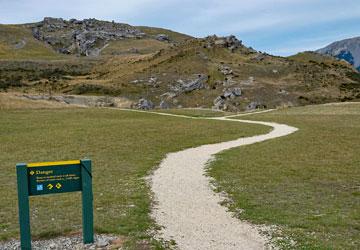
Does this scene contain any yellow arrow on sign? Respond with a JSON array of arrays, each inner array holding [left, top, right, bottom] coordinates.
[[47, 184, 53, 190], [29, 171, 35, 175], [55, 183, 62, 189]]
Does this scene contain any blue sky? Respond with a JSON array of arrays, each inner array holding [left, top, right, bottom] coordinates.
[[1, 0, 359, 56]]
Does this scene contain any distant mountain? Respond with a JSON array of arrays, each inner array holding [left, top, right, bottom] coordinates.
[[316, 37, 360, 71]]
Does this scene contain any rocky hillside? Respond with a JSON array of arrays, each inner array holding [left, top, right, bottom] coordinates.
[[1, 18, 360, 111], [317, 37, 360, 71], [25, 17, 192, 56], [0, 17, 191, 59], [89, 37, 358, 110], [28, 17, 145, 56]]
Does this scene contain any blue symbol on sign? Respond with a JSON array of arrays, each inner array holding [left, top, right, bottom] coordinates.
[[36, 184, 43, 191]]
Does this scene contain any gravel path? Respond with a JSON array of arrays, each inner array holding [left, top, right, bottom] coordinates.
[[149, 111, 298, 250]]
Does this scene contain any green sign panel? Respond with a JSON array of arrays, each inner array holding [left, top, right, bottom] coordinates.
[[27, 163, 81, 196], [16, 159, 93, 250]]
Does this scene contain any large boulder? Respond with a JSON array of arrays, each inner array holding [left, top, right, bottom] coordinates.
[[170, 74, 208, 93], [137, 98, 154, 110], [213, 96, 226, 110], [223, 89, 234, 99], [213, 87, 242, 110], [246, 101, 266, 111], [232, 87, 242, 96], [223, 88, 242, 99], [219, 65, 233, 75], [155, 34, 170, 42]]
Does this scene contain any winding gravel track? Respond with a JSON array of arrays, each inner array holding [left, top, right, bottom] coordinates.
[[117, 108, 298, 249], [146, 110, 298, 250]]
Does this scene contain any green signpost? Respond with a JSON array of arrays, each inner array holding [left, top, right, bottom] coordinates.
[[16, 159, 93, 250]]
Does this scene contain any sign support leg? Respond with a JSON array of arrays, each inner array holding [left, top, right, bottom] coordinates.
[[81, 159, 94, 244], [16, 163, 31, 250]]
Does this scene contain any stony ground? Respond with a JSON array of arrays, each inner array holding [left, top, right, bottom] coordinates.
[[0, 234, 123, 250]]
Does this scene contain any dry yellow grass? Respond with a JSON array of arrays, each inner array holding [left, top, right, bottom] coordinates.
[[101, 39, 169, 56], [0, 93, 71, 110]]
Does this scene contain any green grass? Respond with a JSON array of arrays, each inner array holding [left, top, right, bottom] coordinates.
[[208, 103, 360, 249], [0, 107, 267, 248]]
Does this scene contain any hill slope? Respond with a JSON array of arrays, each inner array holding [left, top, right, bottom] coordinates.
[[0, 24, 65, 60], [316, 37, 360, 71], [1, 18, 360, 111]]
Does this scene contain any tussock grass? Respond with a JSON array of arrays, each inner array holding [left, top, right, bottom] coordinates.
[[101, 39, 169, 56]]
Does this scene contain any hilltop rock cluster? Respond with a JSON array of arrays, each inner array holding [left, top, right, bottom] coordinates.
[[30, 17, 145, 56], [204, 35, 244, 52]]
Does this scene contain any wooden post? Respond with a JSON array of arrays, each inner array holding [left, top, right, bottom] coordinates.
[[80, 159, 94, 244], [16, 163, 31, 250]]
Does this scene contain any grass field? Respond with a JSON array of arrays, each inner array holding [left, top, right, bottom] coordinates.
[[0, 104, 268, 248], [208, 103, 360, 249]]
